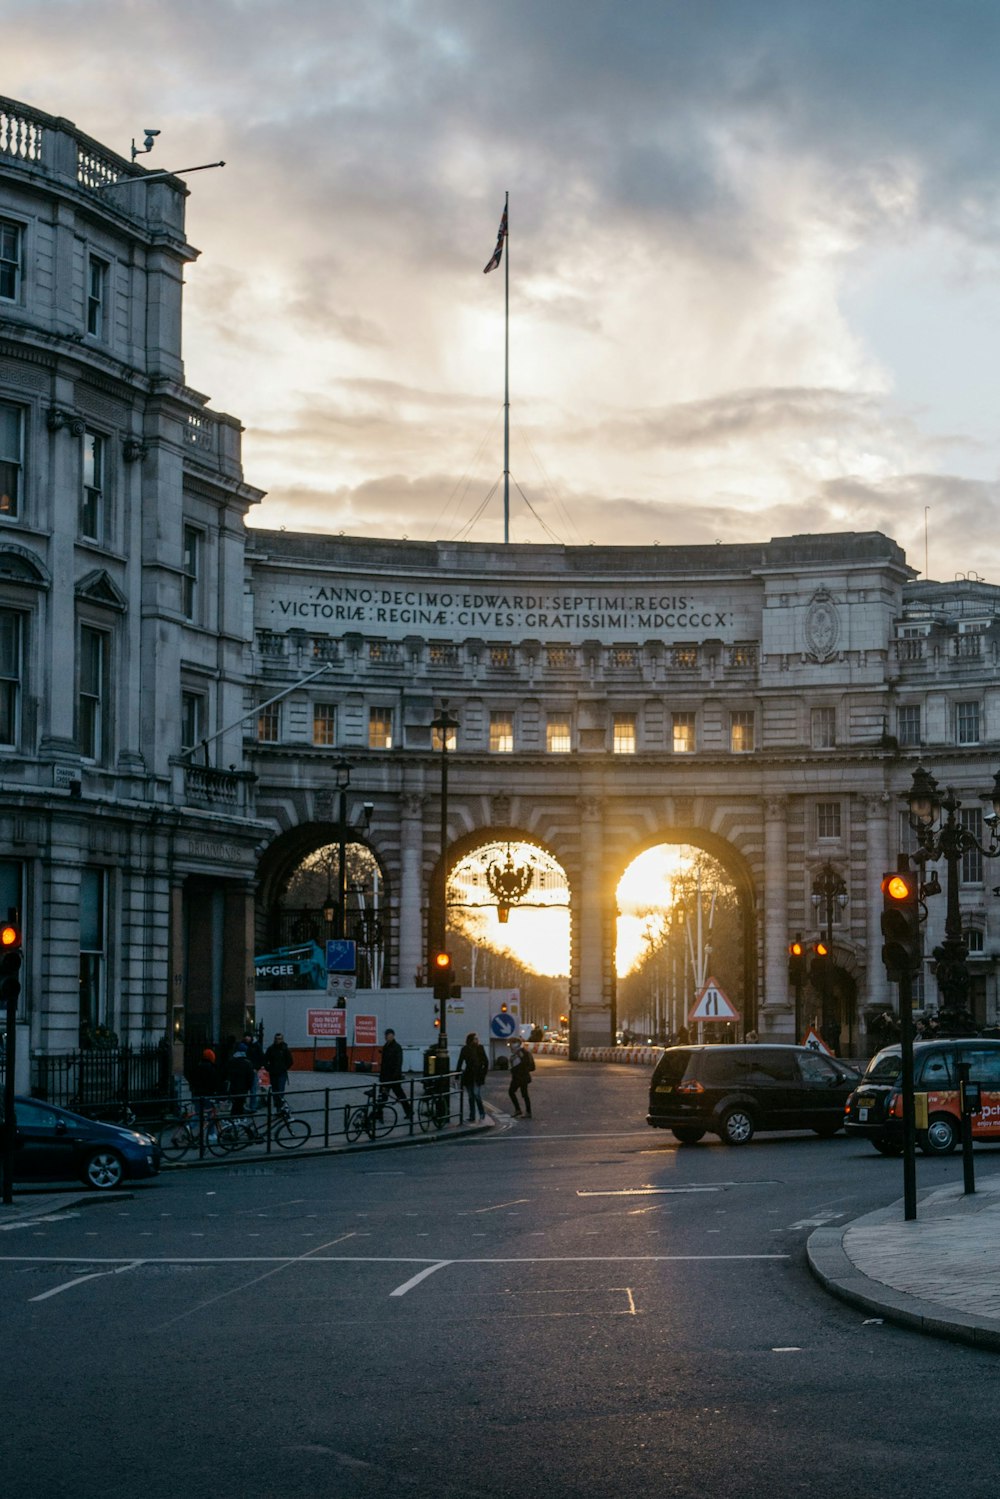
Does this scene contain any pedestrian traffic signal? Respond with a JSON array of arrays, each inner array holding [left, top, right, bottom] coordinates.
[[432, 951, 452, 1001], [0, 917, 22, 1010], [880, 869, 921, 981], [787, 938, 806, 987]]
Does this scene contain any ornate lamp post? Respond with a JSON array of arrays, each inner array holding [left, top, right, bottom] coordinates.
[[906, 764, 1000, 1033], [811, 864, 848, 1052]]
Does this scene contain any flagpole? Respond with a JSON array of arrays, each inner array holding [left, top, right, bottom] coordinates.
[[503, 189, 510, 545]]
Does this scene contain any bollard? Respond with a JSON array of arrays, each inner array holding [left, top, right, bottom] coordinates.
[[957, 1061, 977, 1195]]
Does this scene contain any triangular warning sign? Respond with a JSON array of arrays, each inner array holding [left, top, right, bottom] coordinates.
[[801, 1026, 834, 1056], [688, 978, 740, 1024]]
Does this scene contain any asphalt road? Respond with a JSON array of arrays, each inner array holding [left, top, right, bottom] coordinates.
[[3, 1057, 1000, 1499]]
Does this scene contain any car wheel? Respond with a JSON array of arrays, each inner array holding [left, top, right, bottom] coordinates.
[[672, 1127, 706, 1145], [81, 1148, 125, 1190], [921, 1115, 959, 1155], [871, 1135, 903, 1157], [720, 1107, 754, 1146]]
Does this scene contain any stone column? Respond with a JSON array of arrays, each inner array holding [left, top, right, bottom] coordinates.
[[865, 793, 892, 1016], [762, 796, 791, 1040], [571, 796, 611, 1054], [398, 794, 425, 986]]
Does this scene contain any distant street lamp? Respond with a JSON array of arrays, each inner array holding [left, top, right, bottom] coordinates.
[[811, 864, 848, 1052], [906, 764, 1000, 1032]]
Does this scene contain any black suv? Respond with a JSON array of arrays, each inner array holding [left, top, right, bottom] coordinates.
[[844, 1037, 1000, 1155], [646, 1044, 859, 1145]]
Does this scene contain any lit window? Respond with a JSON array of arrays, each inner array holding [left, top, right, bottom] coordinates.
[[80, 430, 105, 541], [369, 641, 399, 663], [257, 703, 280, 743], [180, 691, 205, 754], [431, 717, 457, 751], [611, 648, 638, 669], [489, 645, 513, 668], [817, 802, 842, 840], [86, 254, 108, 338], [546, 646, 573, 669], [730, 710, 754, 753], [313, 704, 337, 746], [78, 625, 108, 761], [429, 643, 458, 666], [672, 646, 697, 670], [546, 715, 571, 753], [182, 526, 201, 621], [0, 219, 21, 301], [613, 714, 636, 754], [811, 707, 836, 749], [369, 708, 393, 750], [957, 702, 981, 746], [0, 608, 23, 746], [672, 713, 695, 754], [897, 705, 921, 748], [490, 712, 513, 753], [729, 644, 756, 668], [0, 400, 23, 518]]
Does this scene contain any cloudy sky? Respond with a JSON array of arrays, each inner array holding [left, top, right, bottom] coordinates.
[[8, 0, 1000, 578]]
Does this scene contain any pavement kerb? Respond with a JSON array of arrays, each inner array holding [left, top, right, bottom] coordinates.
[[0, 1190, 136, 1226], [807, 1181, 1000, 1353]]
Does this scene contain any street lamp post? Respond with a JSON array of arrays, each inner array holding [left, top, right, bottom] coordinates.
[[811, 864, 848, 1052], [906, 764, 1000, 1033], [430, 705, 459, 1060]]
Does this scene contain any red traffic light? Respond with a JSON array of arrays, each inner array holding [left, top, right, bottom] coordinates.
[[813, 940, 829, 958], [0, 922, 20, 949], [788, 940, 803, 958], [433, 951, 451, 971], [883, 873, 914, 902]]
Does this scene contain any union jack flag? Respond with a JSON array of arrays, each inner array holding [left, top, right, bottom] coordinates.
[[483, 205, 507, 273]]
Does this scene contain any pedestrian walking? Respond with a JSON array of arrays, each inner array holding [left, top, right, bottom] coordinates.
[[507, 1037, 534, 1118], [243, 1030, 265, 1111], [264, 1032, 294, 1103], [225, 1042, 254, 1117], [457, 1031, 489, 1121], [378, 1028, 413, 1119]]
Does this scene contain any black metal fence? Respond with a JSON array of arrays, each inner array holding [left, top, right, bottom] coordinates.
[[29, 1043, 172, 1117]]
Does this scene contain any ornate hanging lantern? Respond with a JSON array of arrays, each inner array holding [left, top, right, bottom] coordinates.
[[485, 844, 534, 924]]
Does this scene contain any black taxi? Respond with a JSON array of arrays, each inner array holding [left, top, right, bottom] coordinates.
[[844, 1037, 1000, 1155]]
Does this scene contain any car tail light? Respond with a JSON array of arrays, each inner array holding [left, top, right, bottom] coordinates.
[[889, 1092, 902, 1118], [676, 1079, 705, 1095]]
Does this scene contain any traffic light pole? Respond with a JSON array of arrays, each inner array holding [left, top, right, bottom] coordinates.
[[898, 969, 917, 1222], [2, 990, 14, 1205]]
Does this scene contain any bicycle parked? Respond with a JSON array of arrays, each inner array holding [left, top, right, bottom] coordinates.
[[158, 1095, 310, 1159], [345, 1085, 400, 1143]]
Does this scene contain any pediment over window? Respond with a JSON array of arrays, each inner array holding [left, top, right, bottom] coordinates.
[[75, 568, 127, 612], [0, 546, 49, 587]]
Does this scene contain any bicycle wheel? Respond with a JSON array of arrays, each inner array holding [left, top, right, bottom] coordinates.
[[158, 1121, 194, 1162], [345, 1106, 367, 1144], [206, 1119, 236, 1156], [416, 1096, 438, 1133], [374, 1102, 397, 1138], [274, 1116, 311, 1150]]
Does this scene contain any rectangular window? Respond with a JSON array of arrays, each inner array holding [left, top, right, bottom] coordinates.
[[957, 702, 981, 746], [730, 710, 754, 753], [86, 254, 108, 338], [0, 219, 21, 301], [967, 928, 985, 955], [182, 526, 201, 622], [612, 714, 636, 754], [672, 646, 698, 670], [811, 707, 836, 749], [257, 702, 280, 743], [610, 648, 638, 669], [0, 608, 23, 747], [961, 808, 983, 884], [428, 643, 458, 666], [490, 712, 514, 753], [180, 691, 205, 754], [546, 646, 573, 669], [729, 644, 757, 668], [672, 712, 696, 754], [489, 645, 513, 669], [313, 704, 337, 746], [0, 400, 23, 518], [546, 715, 571, 754], [897, 704, 921, 748], [78, 625, 107, 761], [80, 430, 105, 540], [817, 801, 842, 840], [369, 707, 393, 750], [79, 867, 106, 1032], [431, 717, 457, 751]]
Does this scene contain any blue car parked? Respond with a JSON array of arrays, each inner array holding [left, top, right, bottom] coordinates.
[[11, 1097, 161, 1190]]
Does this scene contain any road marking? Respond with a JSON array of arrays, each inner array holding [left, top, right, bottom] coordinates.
[[470, 1199, 530, 1214], [0, 1252, 789, 1268], [0, 1212, 79, 1232], [577, 1188, 720, 1197], [30, 1260, 143, 1302], [390, 1261, 452, 1297]]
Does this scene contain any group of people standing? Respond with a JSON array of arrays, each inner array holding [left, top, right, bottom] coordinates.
[[456, 1032, 535, 1120], [188, 1031, 295, 1114]]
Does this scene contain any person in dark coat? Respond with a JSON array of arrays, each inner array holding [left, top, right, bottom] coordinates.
[[457, 1031, 489, 1121], [189, 1048, 218, 1100], [264, 1033, 293, 1103], [378, 1028, 413, 1119], [225, 1043, 254, 1117], [507, 1038, 534, 1118]]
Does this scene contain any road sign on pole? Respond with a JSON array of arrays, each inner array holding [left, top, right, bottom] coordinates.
[[688, 978, 740, 1025]]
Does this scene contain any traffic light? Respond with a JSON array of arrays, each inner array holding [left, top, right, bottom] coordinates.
[[0, 916, 22, 1011], [880, 870, 921, 981], [809, 940, 829, 986], [432, 951, 452, 1002], [787, 938, 806, 987]]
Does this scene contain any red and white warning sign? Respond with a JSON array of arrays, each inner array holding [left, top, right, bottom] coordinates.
[[801, 1026, 834, 1055], [688, 978, 740, 1024]]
